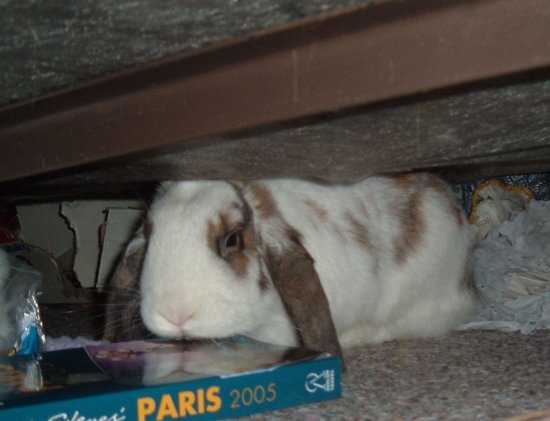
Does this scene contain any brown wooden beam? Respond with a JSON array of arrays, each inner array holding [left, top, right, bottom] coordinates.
[[1, 0, 549, 184]]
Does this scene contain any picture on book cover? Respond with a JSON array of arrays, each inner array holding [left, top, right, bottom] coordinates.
[[87, 339, 320, 385], [0, 339, 321, 397]]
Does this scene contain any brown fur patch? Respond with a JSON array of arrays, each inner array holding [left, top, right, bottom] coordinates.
[[395, 173, 447, 194], [392, 172, 422, 190], [347, 211, 380, 274], [393, 184, 427, 265], [346, 212, 371, 249], [247, 183, 277, 219], [249, 183, 277, 219], [220, 211, 232, 231], [230, 252, 250, 277], [392, 173, 467, 263], [208, 211, 240, 240], [232, 228, 256, 277], [305, 198, 328, 221]]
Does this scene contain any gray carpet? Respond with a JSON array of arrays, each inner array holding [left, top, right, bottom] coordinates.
[[247, 330, 550, 420]]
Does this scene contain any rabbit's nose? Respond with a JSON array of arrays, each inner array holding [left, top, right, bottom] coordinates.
[[149, 308, 196, 338]]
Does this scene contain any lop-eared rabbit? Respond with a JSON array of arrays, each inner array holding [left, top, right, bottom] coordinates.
[[104, 173, 477, 362]]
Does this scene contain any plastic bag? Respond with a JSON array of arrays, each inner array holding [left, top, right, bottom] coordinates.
[[0, 248, 45, 355]]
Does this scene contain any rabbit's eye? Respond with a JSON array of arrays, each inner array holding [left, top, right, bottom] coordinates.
[[218, 230, 244, 258]]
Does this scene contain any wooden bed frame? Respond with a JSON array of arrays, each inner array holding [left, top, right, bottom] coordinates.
[[0, 0, 549, 202]]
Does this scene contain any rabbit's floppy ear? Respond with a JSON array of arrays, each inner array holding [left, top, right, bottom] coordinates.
[[265, 231, 344, 366], [241, 182, 344, 363], [103, 225, 149, 341]]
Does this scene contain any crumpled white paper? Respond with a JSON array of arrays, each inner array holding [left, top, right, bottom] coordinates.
[[463, 199, 550, 333], [469, 180, 532, 242]]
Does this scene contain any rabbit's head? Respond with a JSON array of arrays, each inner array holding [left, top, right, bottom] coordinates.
[[106, 181, 342, 360]]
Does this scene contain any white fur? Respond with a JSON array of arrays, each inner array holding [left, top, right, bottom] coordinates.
[[140, 175, 477, 348]]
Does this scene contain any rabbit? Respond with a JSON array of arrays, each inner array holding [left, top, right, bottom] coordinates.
[[104, 173, 478, 362]]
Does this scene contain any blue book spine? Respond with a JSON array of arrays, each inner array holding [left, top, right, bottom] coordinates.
[[1, 356, 342, 421]]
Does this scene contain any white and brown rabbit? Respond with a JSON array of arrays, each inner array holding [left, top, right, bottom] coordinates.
[[104, 173, 478, 361]]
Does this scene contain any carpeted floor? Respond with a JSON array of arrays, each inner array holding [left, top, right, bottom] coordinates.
[[247, 330, 550, 420]]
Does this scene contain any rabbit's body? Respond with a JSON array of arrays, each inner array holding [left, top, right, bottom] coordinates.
[[257, 175, 476, 347], [107, 173, 477, 355]]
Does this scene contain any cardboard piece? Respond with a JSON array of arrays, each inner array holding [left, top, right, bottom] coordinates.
[[96, 207, 144, 290], [15, 200, 143, 300], [60, 200, 141, 288], [16, 203, 74, 269]]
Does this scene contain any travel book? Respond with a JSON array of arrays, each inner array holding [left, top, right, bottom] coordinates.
[[0, 338, 342, 420]]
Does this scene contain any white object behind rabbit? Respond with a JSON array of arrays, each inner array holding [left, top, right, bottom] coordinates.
[[106, 173, 477, 357]]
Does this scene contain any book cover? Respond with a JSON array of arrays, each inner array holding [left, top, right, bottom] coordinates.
[[0, 338, 342, 420]]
